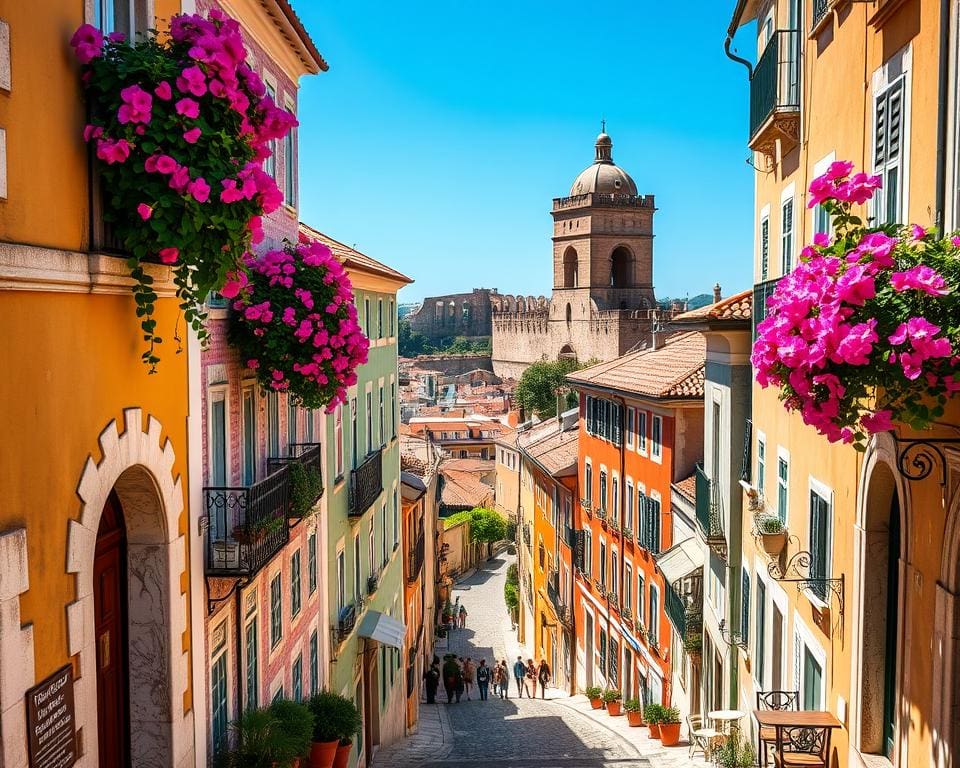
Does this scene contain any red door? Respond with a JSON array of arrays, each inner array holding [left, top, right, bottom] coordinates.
[[94, 491, 129, 768]]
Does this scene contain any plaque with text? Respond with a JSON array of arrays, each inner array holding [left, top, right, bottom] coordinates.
[[26, 665, 77, 768]]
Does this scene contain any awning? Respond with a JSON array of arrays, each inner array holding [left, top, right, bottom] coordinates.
[[358, 610, 406, 650], [655, 537, 704, 587]]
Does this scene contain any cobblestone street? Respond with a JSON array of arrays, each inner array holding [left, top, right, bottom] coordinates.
[[372, 552, 650, 767]]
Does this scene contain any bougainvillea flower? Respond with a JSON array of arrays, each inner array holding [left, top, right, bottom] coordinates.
[[813, 232, 831, 247], [825, 160, 854, 181], [70, 24, 104, 64], [154, 81, 173, 100], [137, 203, 153, 221], [118, 84, 153, 125], [96, 137, 131, 164], [890, 265, 949, 296], [158, 247, 180, 264], [176, 65, 208, 97], [187, 177, 211, 203], [83, 124, 104, 142], [219, 270, 249, 299], [183, 127, 202, 144], [175, 98, 200, 118]]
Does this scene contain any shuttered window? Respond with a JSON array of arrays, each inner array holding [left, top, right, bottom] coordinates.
[[610, 636, 620, 686], [809, 489, 831, 601], [741, 568, 751, 640], [760, 216, 770, 280], [599, 629, 607, 673], [781, 198, 794, 274], [874, 78, 904, 224], [637, 494, 662, 554]]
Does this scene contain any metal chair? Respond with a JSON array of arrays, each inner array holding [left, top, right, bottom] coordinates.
[[687, 713, 719, 760], [773, 725, 831, 768], [757, 691, 799, 767]]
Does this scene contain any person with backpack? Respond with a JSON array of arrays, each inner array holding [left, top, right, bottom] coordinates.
[[476, 659, 491, 701], [513, 656, 526, 698], [537, 659, 551, 699]]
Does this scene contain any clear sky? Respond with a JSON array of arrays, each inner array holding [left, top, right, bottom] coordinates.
[[293, 2, 756, 305]]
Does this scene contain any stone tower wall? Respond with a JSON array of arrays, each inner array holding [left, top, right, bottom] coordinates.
[[406, 288, 496, 341]]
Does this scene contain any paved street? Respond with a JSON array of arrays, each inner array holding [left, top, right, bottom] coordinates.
[[373, 551, 650, 767]]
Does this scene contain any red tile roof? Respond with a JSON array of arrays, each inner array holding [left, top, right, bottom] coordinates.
[[566, 332, 706, 400], [270, 0, 329, 72], [298, 223, 413, 285], [439, 468, 493, 509], [673, 289, 752, 323], [673, 474, 697, 503]]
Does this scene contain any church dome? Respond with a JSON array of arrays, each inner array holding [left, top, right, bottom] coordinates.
[[569, 130, 638, 197]]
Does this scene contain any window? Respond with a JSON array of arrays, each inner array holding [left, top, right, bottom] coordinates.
[[638, 493, 661, 554], [649, 586, 659, 644], [393, 488, 400, 548], [335, 404, 344, 478], [612, 473, 620, 517], [94, 0, 147, 39], [264, 84, 277, 179], [389, 300, 395, 336], [802, 646, 824, 709], [651, 416, 663, 461], [626, 407, 635, 449], [267, 392, 280, 458], [209, 391, 227, 486], [624, 563, 633, 614], [599, 470, 608, 512], [600, 540, 607, 587], [351, 397, 358, 468], [354, 535, 362, 599], [777, 453, 789, 524], [741, 568, 751, 641], [305, 409, 314, 442], [585, 461, 593, 504], [364, 297, 371, 339], [391, 383, 397, 438], [874, 77, 905, 225], [757, 435, 766, 496], [292, 654, 303, 701], [368, 522, 376, 585], [760, 216, 770, 280], [242, 388, 257, 486], [272, 687, 284, 704], [625, 479, 634, 533], [310, 630, 320, 696], [284, 127, 295, 206], [814, 203, 831, 236], [365, 392, 373, 453], [288, 400, 298, 444], [270, 574, 282, 648], [337, 549, 345, 611], [583, 530, 593, 575], [755, 579, 766, 686], [599, 628, 608, 672], [211, 650, 228, 753], [609, 636, 620, 686], [637, 573, 645, 626], [378, 386, 385, 447], [585, 396, 622, 445], [781, 198, 794, 274], [381, 503, 388, 564], [809, 486, 832, 602], [611, 551, 619, 597], [637, 411, 647, 455], [378, 298, 383, 338], [308, 533, 317, 595], [291, 550, 302, 618], [245, 618, 258, 710]]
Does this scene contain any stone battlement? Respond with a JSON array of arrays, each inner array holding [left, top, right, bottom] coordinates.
[[552, 193, 656, 211]]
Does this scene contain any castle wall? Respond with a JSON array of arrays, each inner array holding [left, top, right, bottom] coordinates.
[[406, 288, 496, 341], [407, 354, 494, 376]]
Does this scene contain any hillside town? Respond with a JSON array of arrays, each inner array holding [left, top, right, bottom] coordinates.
[[2, 1, 959, 768]]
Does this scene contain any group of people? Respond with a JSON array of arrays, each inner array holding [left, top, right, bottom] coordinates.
[[422, 654, 552, 704]]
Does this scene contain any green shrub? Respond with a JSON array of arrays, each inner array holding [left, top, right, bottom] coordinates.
[[660, 706, 681, 724], [504, 582, 519, 613], [643, 703, 664, 723], [268, 699, 313, 762], [289, 462, 323, 518], [602, 689, 622, 703], [585, 686, 602, 700], [758, 516, 785, 534], [624, 698, 642, 713]]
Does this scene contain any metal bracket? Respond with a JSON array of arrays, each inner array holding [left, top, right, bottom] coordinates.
[[893, 437, 960, 487], [767, 551, 845, 621], [205, 575, 246, 615], [717, 619, 749, 652]]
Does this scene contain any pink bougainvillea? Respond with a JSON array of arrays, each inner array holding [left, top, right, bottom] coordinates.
[[229, 239, 369, 411], [70, 11, 297, 368], [753, 163, 960, 447]]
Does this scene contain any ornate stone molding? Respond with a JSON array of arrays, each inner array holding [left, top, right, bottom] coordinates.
[[0, 529, 35, 768]]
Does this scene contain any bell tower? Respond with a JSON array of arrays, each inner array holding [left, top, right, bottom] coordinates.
[[550, 130, 657, 315]]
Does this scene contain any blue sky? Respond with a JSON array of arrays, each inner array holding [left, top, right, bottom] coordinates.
[[293, 2, 756, 304]]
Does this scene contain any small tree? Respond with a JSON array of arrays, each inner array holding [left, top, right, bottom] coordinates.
[[465, 507, 507, 557], [514, 359, 581, 419]]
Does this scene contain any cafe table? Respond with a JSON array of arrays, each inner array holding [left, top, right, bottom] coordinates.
[[753, 709, 843, 767], [708, 709, 747, 733]]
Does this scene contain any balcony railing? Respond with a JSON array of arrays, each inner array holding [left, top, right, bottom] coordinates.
[[547, 571, 567, 620], [407, 529, 425, 583], [349, 447, 383, 516], [812, 0, 830, 30], [335, 598, 364, 644], [205, 469, 290, 578], [367, 570, 380, 596], [595, 506, 607, 523], [749, 30, 800, 153], [695, 464, 727, 560]]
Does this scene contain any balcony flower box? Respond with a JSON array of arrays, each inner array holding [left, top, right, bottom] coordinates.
[[757, 516, 787, 558]]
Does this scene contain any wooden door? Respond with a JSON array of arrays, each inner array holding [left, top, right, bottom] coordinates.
[[94, 491, 129, 768]]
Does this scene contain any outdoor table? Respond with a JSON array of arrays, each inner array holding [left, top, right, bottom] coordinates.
[[753, 709, 842, 767], [709, 709, 747, 733]]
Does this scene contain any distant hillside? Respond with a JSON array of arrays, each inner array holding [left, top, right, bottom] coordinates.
[[398, 303, 419, 320], [659, 293, 714, 311]]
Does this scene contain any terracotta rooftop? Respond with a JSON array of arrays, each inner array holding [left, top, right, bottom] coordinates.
[[517, 414, 579, 477], [673, 474, 697, 503], [566, 332, 706, 400], [439, 468, 493, 509], [439, 458, 495, 475], [673, 289, 752, 323], [298, 223, 413, 285]]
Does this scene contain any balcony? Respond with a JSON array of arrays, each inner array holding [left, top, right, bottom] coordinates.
[[335, 598, 364, 644], [749, 30, 800, 161], [811, 0, 830, 31], [349, 447, 383, 517], [407, 529, 425, 583], [609, 517, 621, 536], [595, 506, 607, 523], [547, 570, 568, 620], [267, 442, 324, 517], [367, 570, 379, 596], [665, 582, 703, 638], [695, 464, 727, 560]]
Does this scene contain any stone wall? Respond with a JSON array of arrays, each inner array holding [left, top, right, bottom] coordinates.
[[408, 354, 494, 376], [406, 288, 551, 343]]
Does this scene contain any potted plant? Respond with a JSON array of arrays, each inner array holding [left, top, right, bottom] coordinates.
[[327, 694, 362, 768], [289, 462, 324, 519], [269, 699, 314, 767], [308, 691, 343, 768], [643, 703, 663, 738], [758, 516, 787, 557], [658, 706, 681, 746], [716, 733, 756, 768], [585, 686, 603, 709], [602, 688, 622, 716], [683, 632, 702, 658], [624, 698, 643, 727]]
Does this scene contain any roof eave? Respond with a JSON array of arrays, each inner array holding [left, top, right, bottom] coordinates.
[[269, 0, 329, 72]]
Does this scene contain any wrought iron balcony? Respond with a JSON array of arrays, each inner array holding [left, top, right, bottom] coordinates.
[[609, 517, 621, 535], [547, 571, 567, 619], [623, 523, 634, 539], [367, 570, 380, 596], [695, 464, 727, 560], [335, 598, 364, 644], [595, 506, 607, 523], [622, 606, 633, 620], [749, 30, 800, 159], [812, 0, 830, 30], [204, 469, 290, 578], [349, 446, 383, 517], [407, 528, 425, 583], [606, 589, 619, 605]]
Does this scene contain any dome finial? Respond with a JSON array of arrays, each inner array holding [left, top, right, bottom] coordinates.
[[601, 118, 606, 133], [594, 125, 613, 164]]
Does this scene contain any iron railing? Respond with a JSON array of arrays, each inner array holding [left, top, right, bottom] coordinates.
[[349, 447, 383, 516], [547, 570, 567, 619], [407, 529, 425, 583], [812, 0, 830, 29], [740, 420, 753, 484], [749, 30, 800, 140], [367, 571, 380, 596], [335, 598, 364, 644], [595, 506, 607, 522], [695, 464, 726, 554], [665, 585, 689, 637]]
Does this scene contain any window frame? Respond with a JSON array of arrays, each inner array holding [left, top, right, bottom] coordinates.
[[807, 478, 834, 607], [637, 410, 647, 455], [781, 194, 795, 275], [270, 573, 283, 649], [651, 415, 663, 463], [290, 549, 302, 619], [777, 447, 790, 525]]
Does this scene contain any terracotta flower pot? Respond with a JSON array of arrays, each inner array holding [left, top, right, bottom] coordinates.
[[626, 710, 643, 727], [333, 741, 352, 768], [310, 740, 339, 768], [761, 531, 787, 557], [659, 721, 681, 746], [589, 697, 603, 710], [648, 722, 661, 738], [606, 701, 622, 717]]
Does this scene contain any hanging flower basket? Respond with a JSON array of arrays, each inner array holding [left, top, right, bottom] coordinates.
[[229, 237, 369, 412], [753, 161, 960, 448], [70, 12, 296, 369]]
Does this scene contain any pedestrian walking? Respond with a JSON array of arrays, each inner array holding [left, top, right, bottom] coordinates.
[[537, 659, 551, 699], [458, 604, 468, 629], [424, 656, 440, 704], [525, 659, 537, 698], [455, 668, 465, 703], [476, 659, 490, 701], [500, 661, 510, 699], [463, 657, 475, 700], [442, 655, 461, 703], [513, 656, 526, 698]]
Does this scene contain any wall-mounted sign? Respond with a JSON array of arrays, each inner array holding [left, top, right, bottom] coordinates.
[[26, 664, 77, 768]]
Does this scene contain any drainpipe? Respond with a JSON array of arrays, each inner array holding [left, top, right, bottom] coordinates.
[[935, 0, 951, 229], [724, 0, 753, 76]]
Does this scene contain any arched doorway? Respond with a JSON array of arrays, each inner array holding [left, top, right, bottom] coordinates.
[[95, 490, 130, 767], [563, 247, 578, 288], [610, 245, 633, 288]]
